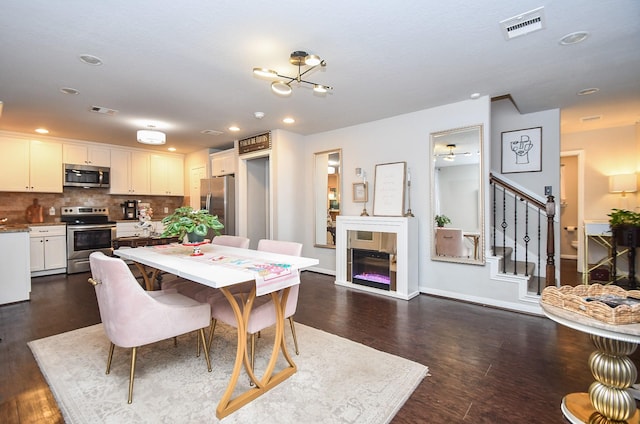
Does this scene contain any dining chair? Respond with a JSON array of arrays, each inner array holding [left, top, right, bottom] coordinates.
[[211, 235, 250, 249], [88, 251, 212, 404], [207, 239, 303, 370]]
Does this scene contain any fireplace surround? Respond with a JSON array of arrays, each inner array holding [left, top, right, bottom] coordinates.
[[335, 216, 419, 300]]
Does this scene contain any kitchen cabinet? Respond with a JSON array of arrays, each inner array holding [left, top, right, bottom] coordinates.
[[63, 143, 110, 167], [150, 154, 184, 195], [110, 149, 150, 195], [29, 225, 67, 276], [0, 138, 63, 193], [210, 149, 236, 176], [0, 230, 31, 304]]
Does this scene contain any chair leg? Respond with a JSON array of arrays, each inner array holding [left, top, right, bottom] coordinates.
[[106, 342, 115, 374], [206, 319, 217, 353], [128, 347, 137, 404], [288, 317, 300, 355], [199, 328, 212, 372], [249, 333, 256, 387]]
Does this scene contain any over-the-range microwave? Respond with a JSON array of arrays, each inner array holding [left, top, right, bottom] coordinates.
[[63, 164, 110, 188]]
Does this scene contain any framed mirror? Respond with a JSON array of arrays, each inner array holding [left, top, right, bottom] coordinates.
[[430, 125, 484, 264], [314, 149, 342, 248]]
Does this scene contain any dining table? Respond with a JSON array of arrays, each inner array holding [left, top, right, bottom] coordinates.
[[114, 241, 319, 419]]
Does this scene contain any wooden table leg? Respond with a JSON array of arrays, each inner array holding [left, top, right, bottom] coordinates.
[[132, 262, 160, 291], [215, 285, 297, 419]]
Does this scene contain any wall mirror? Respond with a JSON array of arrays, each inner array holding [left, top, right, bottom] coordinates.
[[430, 125, 484, 264], [314, 149, 342, 248]]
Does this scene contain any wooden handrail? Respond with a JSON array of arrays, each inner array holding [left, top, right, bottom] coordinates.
[[489, 173, 545, 209]]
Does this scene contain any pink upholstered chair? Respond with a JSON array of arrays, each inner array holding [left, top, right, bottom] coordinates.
[[435, 228, 471, 258], [208, 239, 303, 370], [88, 252, 212, 404], [211, 235, 250, 249]]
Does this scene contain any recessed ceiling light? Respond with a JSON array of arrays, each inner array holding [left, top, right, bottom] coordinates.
[[577, 88, 599, 96], [35, 128, 49, 134], [559, 31, 589, 45], [167, 147, 177, 152], [79, 54, 103, 65], [228, 126, 240, 132], [60, 87, 79, 95], [254, 111, 265, 119], [470, 93, 481, 100], [283, 117, 295, 124]]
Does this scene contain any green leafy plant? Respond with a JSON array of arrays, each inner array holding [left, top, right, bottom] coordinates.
[[434, 214, 451, 227], [161, 206, 224, 241], [608, 209, 640, 227]]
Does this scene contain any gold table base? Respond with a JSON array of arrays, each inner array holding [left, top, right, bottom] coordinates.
[[562, 393, 640, 424]]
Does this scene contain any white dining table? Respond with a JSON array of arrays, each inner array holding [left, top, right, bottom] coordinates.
[[114, 242, 319, 418]]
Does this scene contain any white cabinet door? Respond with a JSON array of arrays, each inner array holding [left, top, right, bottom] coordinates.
[[150, 154, 184, 195], [44, 235, 67, 269], [110, 149, 150, 195], [0, 138, 30, 191], [30, 140, 63, 193], [64, 144, 110, 167], [211, 149, 236, 176], [29, 237, 45, 271], [0, 232, 31, 304]]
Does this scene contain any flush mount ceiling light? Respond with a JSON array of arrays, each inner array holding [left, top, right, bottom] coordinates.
[[437, 144, 472, 162], [137, 127, 166, 145], [559, 31, 589, 45], [577, 87, 599, 96], [253, 51, 333, 96]]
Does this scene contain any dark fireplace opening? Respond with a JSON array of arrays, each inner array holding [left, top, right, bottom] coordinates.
[[351, 249, 391, 291]]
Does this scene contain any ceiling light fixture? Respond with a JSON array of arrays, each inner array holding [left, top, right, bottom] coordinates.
[[137, 126, 166, 145], [436, 144, 472, 162], [559, 31, 589, 45], [79, 54, 103, 66], [228, 126, 240, 132], [283, 117, 295, 124], [577, 88, 599, 96], [253, 51, 333, 96], [35, 128, 49, 134]]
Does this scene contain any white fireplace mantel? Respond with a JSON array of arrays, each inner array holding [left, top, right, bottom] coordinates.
[[335, 216, 419, 300]]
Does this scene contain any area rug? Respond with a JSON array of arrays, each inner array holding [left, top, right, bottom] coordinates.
[[29, 322, 428, 423]]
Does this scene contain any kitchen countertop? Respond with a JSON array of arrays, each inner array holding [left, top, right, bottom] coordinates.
[[0, 222, 66, 233]]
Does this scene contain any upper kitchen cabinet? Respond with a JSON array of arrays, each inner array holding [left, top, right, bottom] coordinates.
[[150, 154, 184, 196], [0, 138, 63, 193], [63, 143, 110, 167], [210, 149, 236, 176], [109, 149, 150, 195]]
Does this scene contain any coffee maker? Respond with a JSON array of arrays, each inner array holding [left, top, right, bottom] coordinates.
[[121, 200, 139, 220]]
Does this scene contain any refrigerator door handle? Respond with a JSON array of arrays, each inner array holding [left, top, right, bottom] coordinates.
[[205, 192, 212, 212]]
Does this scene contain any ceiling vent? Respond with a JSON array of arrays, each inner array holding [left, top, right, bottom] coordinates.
[[500, 7, 546, 40], [89, 106, 118, 115], [580, 115, 602, 122]]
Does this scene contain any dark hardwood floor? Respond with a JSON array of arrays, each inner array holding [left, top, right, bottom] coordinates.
[[1, 258, 633, 423]]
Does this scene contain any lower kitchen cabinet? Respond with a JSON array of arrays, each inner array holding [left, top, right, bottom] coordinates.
[[29, 225, 67, 276]]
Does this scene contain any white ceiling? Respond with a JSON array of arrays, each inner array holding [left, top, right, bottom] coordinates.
[[0, 0, 638, 154]]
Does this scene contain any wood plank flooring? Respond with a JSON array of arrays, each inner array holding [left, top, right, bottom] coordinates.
[[1, 259, 636, 423]]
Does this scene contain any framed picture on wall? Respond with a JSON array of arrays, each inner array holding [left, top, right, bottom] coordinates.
[[352, 182, 368, 203], [501, 127, 542, 173], [373, 161, 406, 216]]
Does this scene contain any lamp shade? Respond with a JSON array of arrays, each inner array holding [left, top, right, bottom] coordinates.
[[137, 130, 166, 145], [609, 174, 637, 194]]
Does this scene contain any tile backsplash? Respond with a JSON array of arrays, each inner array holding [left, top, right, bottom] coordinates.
[[0, 188, 185, 224]]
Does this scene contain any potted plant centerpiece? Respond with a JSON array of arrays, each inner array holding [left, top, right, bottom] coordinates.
[[161, 206, 224, 243], [608, 208, 640, 248], [434, 214, 451, 228]]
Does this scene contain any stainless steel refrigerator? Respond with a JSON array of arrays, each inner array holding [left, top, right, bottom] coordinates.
[[200, 175, 235, 236]]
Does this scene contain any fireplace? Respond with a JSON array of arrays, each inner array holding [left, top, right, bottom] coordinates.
[[351, 248, 396, 291]]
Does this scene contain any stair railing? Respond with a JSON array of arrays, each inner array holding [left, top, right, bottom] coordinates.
[[490, 173, 556, 294]]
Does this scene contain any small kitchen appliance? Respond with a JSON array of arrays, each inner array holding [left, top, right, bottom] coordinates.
[[121, 200, 139, 220]]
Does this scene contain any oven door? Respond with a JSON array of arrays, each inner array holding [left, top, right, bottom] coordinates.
[[67, 224, 116, 260]]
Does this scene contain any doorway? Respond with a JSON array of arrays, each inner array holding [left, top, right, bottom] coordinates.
[[245, 156, 270, 249], [560, 150, 585, 273]]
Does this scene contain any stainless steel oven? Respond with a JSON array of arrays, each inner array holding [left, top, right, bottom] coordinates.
[[61, 206, 116, 274]]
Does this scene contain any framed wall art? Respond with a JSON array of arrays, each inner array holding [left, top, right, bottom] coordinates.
[[352, 182, 368, 203], [373, 161, 406, 216], [501, 127, 542, 174]]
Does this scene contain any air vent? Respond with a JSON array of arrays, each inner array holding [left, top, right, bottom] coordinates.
[[500, 7, 546, 40], [580, 115, 602, 122], [201, 129, 223, 136], [89, 106, 118, 115]]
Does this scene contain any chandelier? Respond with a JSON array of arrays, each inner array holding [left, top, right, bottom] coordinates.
[[253, 51, 333, 96], [437, 144, 471, 162]]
